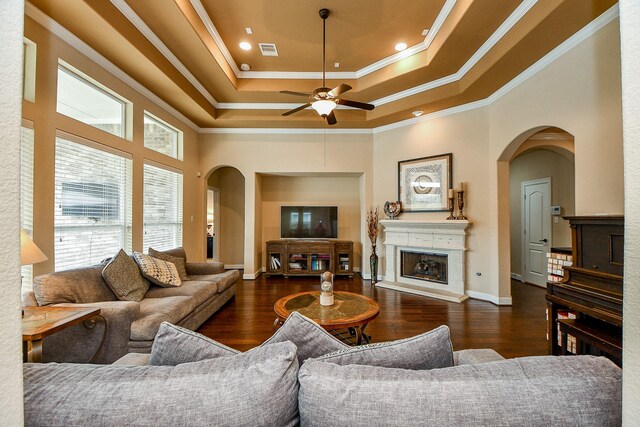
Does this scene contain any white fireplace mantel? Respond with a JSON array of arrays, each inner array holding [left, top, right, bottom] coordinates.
[[377, 219, 471, 303]]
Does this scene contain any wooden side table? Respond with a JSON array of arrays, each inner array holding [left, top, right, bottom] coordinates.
[[22, 306, 101, 363], [274, 291, 379, 345]]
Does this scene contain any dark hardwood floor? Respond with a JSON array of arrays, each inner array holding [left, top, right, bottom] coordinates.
[[197, 274, 548, 359]]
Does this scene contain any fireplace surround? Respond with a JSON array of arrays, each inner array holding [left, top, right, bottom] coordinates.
[[378, 220, 470, 302]]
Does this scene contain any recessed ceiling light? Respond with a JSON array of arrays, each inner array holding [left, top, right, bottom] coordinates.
[[334, 62, 340, 68], [395, 42, 408, 52], [412, 110, 423, 117], [421, 29, 429, 36], [245, 27, 253, 35], [240, 63, 251, 71], [239, 41, 252, 51]]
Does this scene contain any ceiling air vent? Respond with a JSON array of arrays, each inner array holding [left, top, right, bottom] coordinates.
[[259, 43, 278, 56]]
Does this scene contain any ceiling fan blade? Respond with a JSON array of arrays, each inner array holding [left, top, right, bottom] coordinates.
[[336, 98, 375, 111], [280, 90, 311, 97], [326, 111, 337, 125], [282, 103, 311, 116], [328, 84, 352, 97]]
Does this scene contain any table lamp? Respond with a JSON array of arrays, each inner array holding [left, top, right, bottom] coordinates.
[[20, 229, 48, 266]]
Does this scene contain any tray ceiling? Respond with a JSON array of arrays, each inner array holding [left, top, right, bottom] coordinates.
[[26, 0, 617, 129]]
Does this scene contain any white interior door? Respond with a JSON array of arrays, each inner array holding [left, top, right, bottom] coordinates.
[[522, 178, 552, 287]]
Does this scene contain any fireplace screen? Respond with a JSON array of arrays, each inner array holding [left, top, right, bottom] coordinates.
[[401, 251, 448, 284]]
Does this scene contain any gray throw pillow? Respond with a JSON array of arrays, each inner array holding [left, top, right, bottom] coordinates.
[[24, 341, 300, 427], [298, 356, 622, 427], [150, 322, 239, 366], [316, 325, 454, 370], [133, 252, 182, 287], [149, 247, 189, 281], [101, 249, 150, 302], [262, 312, 348, 365]]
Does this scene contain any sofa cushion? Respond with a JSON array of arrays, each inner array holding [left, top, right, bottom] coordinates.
[[150, 322, 239, 365], [188, 269, 239, 293], [133, 252, 182, 288], [158, 246, 187, 261], [130, 296, 198, 341], [316, 325, 454, 370], [101, 249, 150, 302], [24, 341, 300, 427], [298, 355, 622, 427], [149, 247, 189, 281], [262, 312, 348, 365], [144, 280, 217, 306], [33, 264, 117, 305]]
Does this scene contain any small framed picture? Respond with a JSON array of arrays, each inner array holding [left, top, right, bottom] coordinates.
[[398, 153, 452, 212]]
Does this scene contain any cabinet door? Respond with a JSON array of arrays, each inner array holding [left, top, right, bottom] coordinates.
[[287, 251, 309, 273], [335, 243, 353, 274]]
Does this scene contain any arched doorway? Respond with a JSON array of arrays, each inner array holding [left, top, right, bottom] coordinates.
[[505, 127, 575, 298], [205, 166, 245, 269]]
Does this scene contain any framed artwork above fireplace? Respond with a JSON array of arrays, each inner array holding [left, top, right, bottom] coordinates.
[[398, 153, 452, 212]]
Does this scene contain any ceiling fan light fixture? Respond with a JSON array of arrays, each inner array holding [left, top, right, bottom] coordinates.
[[311, 99, 337, 116]]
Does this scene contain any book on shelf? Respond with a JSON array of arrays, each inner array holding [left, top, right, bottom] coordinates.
[[557, 310, 577, 354]]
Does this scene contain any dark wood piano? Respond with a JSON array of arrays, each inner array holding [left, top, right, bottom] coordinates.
[[546, 216, 623, 366]]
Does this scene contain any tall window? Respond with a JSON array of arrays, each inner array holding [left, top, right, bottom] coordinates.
[[54, 134, 132, 271], [56, 63, 128, 138], [143, 163, 183, 251], [144, 113, 182, 160], [21, 125, 35, 290]]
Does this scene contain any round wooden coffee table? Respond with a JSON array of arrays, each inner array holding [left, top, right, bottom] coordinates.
[[274, 291, 379, 345]]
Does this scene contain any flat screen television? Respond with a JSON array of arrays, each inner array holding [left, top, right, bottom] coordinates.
[[281, 206, 338, 239]]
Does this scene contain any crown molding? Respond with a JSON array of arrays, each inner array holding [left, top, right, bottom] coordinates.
[[110, 0, 218, 107], [25, 2, 200, 132], [200, 127, 372, 135]]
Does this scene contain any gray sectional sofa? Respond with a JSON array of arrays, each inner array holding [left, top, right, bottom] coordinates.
[[22, 248, 238, 364]]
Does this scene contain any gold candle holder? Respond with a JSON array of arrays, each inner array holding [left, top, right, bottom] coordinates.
[[447, 197, 456, 220], [456, 191, 467, 220]]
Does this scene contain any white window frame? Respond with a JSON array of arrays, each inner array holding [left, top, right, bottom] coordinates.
[[143, 111, 183, 160], [21, 121, 35, 291]]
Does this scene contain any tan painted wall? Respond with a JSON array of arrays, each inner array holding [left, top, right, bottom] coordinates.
[[22, 16, 204, 278], [509, 148, 575, 276], [620, 0, 640, 423], [197, 132, 374, 278], [0, 0, 26, 423], [207, 167, 245, 266], [261, 175, 362, 270]]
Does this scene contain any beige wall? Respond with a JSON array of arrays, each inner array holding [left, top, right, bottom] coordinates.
[[261, 175, 362, 270], [620, 0, 640, 423], [22, 16, 204, 277], [0, 0, 25, 424], [198, 132, 374, 278], [509, 148, 575, 276], [207, 167, 245, 266]]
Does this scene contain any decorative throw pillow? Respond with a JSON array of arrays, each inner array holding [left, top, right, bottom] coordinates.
[[316, 325, 454, 370], [262, 312, 349, 365], [133, 252, 182, 288], [150, 322, 239, 366], [148, 248, 189, 281], [102, 249, 150, 302]]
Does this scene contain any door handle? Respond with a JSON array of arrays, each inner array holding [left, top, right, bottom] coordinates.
[[539, 239, 548, 243]]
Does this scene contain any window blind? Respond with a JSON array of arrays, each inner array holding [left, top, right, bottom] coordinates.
[[54, 136, 132, 271], [21, 126, 34, 290], [143, 163, 183, 251]]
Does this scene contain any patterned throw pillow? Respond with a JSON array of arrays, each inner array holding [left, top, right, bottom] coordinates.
[[150, 322, 239, 366], [262, 312, 349, 365], [148, 248, 189, 281], [316, 325, 455, 370], [133, 252, 182, 288], [102, 249, 150, 302]]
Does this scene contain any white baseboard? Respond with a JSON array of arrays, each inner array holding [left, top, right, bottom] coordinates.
[[225, 264, 244, 270], [353, 267, 361, 273], [510, 272, 523, 282], [242, 267, 262, 280], [466, 290, 512, 306]]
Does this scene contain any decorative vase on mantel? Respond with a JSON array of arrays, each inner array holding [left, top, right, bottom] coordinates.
[[370, 245, 379, 285]]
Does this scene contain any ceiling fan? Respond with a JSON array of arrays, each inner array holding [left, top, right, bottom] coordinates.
[[280, 8, 375, 125]]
